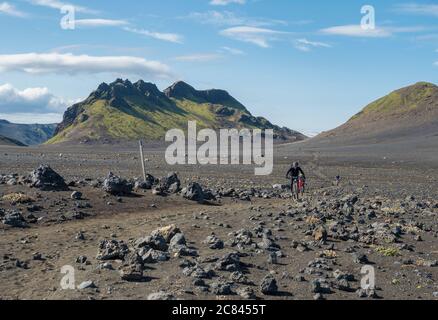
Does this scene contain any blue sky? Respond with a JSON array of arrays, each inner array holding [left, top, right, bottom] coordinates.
[[0, 0, 437, 134]]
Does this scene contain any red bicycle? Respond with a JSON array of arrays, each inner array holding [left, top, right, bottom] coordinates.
[[290, 176, 305, 199]]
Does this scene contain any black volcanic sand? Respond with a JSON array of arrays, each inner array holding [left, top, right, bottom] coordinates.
[[0, 142, 437, 300]]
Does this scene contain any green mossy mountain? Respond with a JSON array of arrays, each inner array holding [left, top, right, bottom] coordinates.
[[48, 79, 306, 144], [351, 82, 437, 121], [318, 82, 438, 142]]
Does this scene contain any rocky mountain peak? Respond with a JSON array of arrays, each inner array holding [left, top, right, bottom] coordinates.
[[134, 80, 164, 98], [164, 81, 197, 99]]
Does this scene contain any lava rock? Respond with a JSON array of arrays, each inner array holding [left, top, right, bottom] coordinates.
[[313, 226, 328, 243], [215, 253, 243, 272], [141, 248, 170, 263], [120, 263, 144, 282], [2, 210, 27, 228], [170, 233, 186, 247], [182, 182, 205, 203], [30, 165, 68, 191], [310, 279, 332, 294], [260, 275, 278, 295], [97, 239, 129, 260], [134, 174, 156, 190], [71, 191, 82, 200], [237, 287, 256, 299], [211, 282, 233, 295], [102, 172, 133, 196], [119, 252, 144, 282], [151, 224, 181, 243], [78, 281, 96, 290], [78, 280, 97, 290], [157, 172, 181, 194], [204, 234, 224, 250]]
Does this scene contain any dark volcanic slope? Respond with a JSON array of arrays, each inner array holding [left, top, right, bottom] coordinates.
[[314, 82, 438, 145], [0, 120, 56, 145], [0, 134, 26, 146], [49, 79, 307, 144]]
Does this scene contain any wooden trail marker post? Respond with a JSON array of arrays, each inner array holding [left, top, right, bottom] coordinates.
[[139, 140, 147, 182]]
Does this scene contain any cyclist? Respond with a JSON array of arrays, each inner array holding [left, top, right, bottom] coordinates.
[[286, 162, 306, 200]]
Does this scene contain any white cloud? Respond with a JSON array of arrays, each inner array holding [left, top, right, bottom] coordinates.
[[29, 0, 97, 14], [0, 53, 172, 78], [320, 24, 423, 38], [0, 83, 77, 114], [320, 25, 392, 38], [221, 46, 245, 55], [186, 11, 286, 27], [210, 0, 246, 6], [0, 2, 27, 17], [394, 3, 438, 17], [173, 53, 223, 62], [294, 38, 331, 52], [75, 19, 129, 27], [30, 0, 182, 44], [124, 27, 183, 44], [220, 26, 289, 48]]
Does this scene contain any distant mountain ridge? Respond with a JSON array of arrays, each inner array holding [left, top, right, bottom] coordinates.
[[49, 79, 307, 144], [0, 133, 27, 146], [0, 120, 57, 145]]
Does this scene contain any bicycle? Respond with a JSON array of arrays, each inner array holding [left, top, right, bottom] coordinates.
[[290, 176, 306, 200], [290, 177, 299, 200]]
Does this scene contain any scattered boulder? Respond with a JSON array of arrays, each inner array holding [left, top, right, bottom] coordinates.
[[78, 281, 96, 290], [215, 253, 244, 272], [182, 182, 205, 203], [134, 174, 157, 190], [148, 234, 169, 251], [169, 233, 186, 247], [120, 263, 144, 282], [71, 191, 82, 200], [237, 287, 256, 299], [257, 236, 280, 251], [352, 253, 369, 264], [310, 279, 332, 294], [140, 248, 170, 263], [151, 224, 181, 243], [183, 265, 215, 279], [2, 210, 27, 228], [204, 234, 224, 250], [260, 275, 278, 295], [76, 256, 87, 264], [211, 281, 233, 295], [97, 239, 129, 260], [120, 252, 144, 281], [30, 165, 68, 191], [157, 172, 181, 194], [102, 172, 133, 196], [313, 226, 328, 243]]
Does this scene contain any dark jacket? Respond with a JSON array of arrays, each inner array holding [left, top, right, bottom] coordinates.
[[286, 166, 305, 179]]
